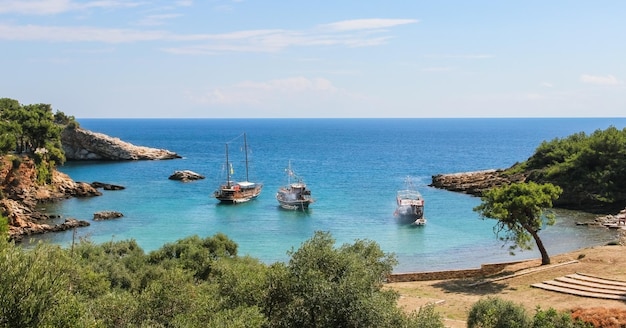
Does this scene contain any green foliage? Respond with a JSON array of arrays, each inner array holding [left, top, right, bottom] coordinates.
[[0, 214, 8, 240], [264, 231, 412, 328], [0, 232, 442, 327], [532, 307, 592, 328], [467, 297, 530, 328], [467, 298, 591, 328], [0, 98, 66, 165], [53, 110, 78, 127], [148, 233, 238, 280], [0, 242, 95, 327], [405, 303, 445, 328], [474, 182, 562, 264], [522, 126, 626, 210]]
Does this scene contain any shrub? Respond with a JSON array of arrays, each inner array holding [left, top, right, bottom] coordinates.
[[467, 297, 530, 328]]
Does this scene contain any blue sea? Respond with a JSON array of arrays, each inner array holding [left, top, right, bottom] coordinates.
[[29, 118, 626, 273]]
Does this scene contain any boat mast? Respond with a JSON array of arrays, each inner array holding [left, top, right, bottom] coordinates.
[[225, 143, 231, 188], [243, 133, 250, 182]]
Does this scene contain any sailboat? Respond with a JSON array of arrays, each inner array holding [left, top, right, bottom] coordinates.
[[213, 133, 263, 204], [276, 161, 314, 210], [394, 176, 426, 225]]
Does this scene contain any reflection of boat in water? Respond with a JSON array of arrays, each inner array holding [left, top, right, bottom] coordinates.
[[394, 177, 426, 225], [276, 161, 314, 211], [213, 133, 263, 204]]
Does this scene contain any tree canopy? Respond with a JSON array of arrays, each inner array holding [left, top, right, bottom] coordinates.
[[516, 125, 626, 212], [0, 231, 444, 327], [474, 182, 562, 265], [0, 98, 74, 164]]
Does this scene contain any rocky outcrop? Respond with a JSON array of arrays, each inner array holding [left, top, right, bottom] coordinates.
[[169, 170, 205, 182], [91, 182, 125, 190], [1, 198, 91, 242], [1, 155, 100, 241], [93, 211, 123, 221], [61, 127, 181, 161], [430, 169, 527, 196]]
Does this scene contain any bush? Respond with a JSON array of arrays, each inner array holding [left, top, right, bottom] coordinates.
[[467, 297, 530, 328], [571, 307, 626, 328], [532, 306, 592, 328]]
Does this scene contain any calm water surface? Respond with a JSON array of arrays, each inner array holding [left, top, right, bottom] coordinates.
[[29, 118, 626, 272]]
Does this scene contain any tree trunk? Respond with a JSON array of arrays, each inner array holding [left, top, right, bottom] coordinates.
[[524, 224, 550, 265]]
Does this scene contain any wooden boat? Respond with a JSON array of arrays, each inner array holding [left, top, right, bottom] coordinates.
[[213, 133, 263, 204], [394, 177, 426, 225], [276, 161, 314, 210]]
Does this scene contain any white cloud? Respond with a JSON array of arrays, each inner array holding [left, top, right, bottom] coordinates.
[[0, 24, 171, 42], [540, 82, 554, 88], [424, 54, 494, 59], [320, 19, 418, 31], [0, 0, 143, 15], [579, 74, 622, 86], [0, 21, 407, 51]]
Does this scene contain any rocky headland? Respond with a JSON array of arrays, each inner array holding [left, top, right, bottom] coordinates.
[[62, 127, 181, 160], [2, 126, 182, 242], [430, 169, 626, 226], [430, 169, 527, 196]]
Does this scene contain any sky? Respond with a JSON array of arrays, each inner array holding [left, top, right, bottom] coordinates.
[[1, 1, 625, 118]]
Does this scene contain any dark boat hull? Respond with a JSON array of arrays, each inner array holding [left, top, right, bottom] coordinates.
[[215, 184, 263, 204]]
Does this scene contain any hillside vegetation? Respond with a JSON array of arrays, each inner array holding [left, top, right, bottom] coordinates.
[[508, 126, 626, 213]]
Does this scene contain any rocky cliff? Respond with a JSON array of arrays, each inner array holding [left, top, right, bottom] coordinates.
[[62, 127, 181, 160], [1, 155, 101, 241]]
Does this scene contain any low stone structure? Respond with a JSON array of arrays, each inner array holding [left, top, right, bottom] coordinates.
[[62, 127, 181, 160], [387, 261, 523, 282], [169, 170, 205, 182]]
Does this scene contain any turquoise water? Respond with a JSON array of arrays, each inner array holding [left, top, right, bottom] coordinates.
[[30, 118, 626, 272]]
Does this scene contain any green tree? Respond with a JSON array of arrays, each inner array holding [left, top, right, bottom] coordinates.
[[467, 297, 530, 328], [264, 231, 410, 328], [148, 233, 238, 280], [474, 182, 562, 265], [0, 241, 94, 327], [522, 126, 626, 211]]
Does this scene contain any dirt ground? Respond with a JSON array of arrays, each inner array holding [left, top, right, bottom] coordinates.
[[387, 243, 626, 328]]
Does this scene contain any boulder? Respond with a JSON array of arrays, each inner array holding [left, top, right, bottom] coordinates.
[[91, 181, 126, 190], [93, 211, 124, 221], [169, 170, 205, 182]]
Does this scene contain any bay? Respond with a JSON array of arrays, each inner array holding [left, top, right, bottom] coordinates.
[[30, 118, 626, 272]]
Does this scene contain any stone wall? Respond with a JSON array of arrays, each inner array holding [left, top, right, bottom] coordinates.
[[387, 261, 525, 282]]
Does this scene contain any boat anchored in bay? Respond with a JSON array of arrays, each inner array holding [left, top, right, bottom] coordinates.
[[394, 176, 426, 225], [213, 133, 263, 204], [276, 161, 314, 211]]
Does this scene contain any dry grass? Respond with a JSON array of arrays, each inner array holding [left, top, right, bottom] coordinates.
[[387, 244, 626, 327]]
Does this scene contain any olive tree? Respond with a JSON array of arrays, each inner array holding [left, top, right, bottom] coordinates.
[[474, 182, 562, 265]]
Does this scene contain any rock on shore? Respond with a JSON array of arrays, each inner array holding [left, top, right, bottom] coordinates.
[[62, 127, 181, 160]]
